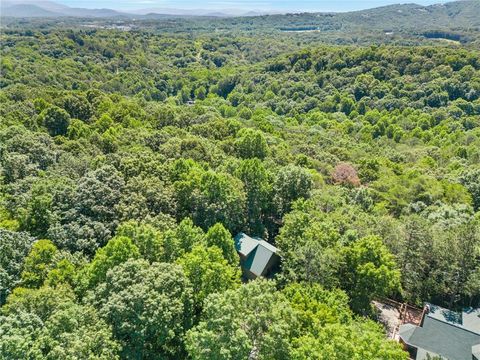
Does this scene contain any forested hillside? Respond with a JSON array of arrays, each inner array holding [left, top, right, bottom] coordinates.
[[3, 0, 480, 46], [1, 7, 480, 360]]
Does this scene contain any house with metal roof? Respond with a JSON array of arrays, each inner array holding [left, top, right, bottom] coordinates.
[[234, 233, 280, 280], [398, 303, 480, 360]]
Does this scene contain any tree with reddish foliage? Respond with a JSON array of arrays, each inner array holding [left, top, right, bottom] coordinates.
[[332, 163, 361, 187]]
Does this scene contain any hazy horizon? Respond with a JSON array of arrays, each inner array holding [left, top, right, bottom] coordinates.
[[12, 0, 450, 13]]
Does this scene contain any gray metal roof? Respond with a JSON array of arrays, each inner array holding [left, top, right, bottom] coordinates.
[[234, 233, 278, 278], [248, 242, 275, 277], [234, 233, 259, 257], [258, 240, 277, 252]]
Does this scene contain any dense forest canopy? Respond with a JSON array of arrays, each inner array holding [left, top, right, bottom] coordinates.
[[1, 1, 480, 359]]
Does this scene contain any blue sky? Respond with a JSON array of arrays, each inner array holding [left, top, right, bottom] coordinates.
[[56, 0, 449, 12]]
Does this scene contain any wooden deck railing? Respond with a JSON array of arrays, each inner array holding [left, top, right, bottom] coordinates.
[[374, 297, 425, 339]]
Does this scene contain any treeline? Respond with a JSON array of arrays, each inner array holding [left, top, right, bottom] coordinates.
[[3, 0, 480, 46], [0, 27, 480, 359]]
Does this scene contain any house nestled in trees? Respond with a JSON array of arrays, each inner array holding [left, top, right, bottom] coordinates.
[[399, 303, 480, 360], [234, 233, 279, 279]]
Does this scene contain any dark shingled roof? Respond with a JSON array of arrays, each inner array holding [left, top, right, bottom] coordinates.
[[399, 303, 480, 360]]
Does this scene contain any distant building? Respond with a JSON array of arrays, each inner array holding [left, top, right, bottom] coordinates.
[[234, 233, 280, 280], [398, 303, 480, 360]]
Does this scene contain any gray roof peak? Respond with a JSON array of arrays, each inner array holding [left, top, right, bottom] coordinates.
[[234, 233, 279, 278]]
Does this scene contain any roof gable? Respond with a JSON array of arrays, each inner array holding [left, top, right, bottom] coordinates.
[[248, 242, 275, 277], [234, 233, 259, 257], [234, 233, 279, 278]]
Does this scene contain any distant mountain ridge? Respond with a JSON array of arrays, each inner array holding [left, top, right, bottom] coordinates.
[[335, 1, 480, 29], [1, 0, 125, 17], [0, 0, 273, 17], [2, 3, 61, 17], [0, 0, 479, 30], [127, 7, 275, 17], [254, 0, 479, 38]]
